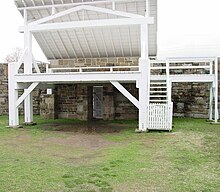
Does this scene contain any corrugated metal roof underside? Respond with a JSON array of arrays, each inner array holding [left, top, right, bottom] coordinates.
[[15, 0, 157, 59]]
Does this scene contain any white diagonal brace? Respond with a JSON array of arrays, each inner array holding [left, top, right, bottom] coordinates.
[[15, 48, 28, 72], [32, 54, 41, 73], [29, 5, 84, 25], [16, 82, 39, 108], [111, 81, 139, 108]]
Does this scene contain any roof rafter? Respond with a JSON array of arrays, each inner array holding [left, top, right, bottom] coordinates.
[[85, 11, 101, 57], [75, 11, 93, 58], [50, 0, 71, 58], [117, 27, 125, 57], [105, 6, 116, 57], [94, 11, 109, 57], [125, 4, 133, 56]]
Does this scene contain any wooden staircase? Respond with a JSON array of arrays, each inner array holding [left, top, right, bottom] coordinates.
[[146, 61, 173, 131], [150, 80, 169, 103]]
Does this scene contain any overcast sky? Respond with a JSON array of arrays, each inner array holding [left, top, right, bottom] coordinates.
[[0, 0, 219, 62]]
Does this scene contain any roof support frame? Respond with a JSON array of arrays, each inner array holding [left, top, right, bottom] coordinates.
[[18, 0, 146, 11], [29, 4, 144, 26]]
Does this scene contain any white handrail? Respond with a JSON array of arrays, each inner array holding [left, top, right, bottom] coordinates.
[[49, 66, 139, 73]]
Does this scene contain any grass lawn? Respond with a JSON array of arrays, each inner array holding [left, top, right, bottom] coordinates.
[[0, 116, 219, 192]]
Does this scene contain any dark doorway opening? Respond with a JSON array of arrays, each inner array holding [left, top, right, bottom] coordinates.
[[88, 86, 104, 120]]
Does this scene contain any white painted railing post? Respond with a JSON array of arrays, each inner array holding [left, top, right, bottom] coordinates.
[[46, 62, 53, 95], [214, 57, 219, 123], [8, 62, 19, 127], [209, 60, 213, 120]]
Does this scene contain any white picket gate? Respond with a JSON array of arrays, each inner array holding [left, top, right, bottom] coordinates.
[[147, 103, 173, 131]]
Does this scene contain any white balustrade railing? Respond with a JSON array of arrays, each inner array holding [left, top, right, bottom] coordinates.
[[48, 65, 139, 73], [47, 58, 217, 75]]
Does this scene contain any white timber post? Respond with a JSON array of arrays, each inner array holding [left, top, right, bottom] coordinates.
[[46, 62, 53, 94], [8, 62, 19, 127], [23, 9, 34, 124], [166, 60, 171, 103], [214, 57, 218, 123], [209, 61, 213, 120], [138, 22, 150, 131]]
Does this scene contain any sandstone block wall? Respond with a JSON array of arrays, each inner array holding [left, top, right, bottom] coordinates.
[[55, 84, 88, 120], [0, 64, 9, 115], [172, 83, 209, 118]]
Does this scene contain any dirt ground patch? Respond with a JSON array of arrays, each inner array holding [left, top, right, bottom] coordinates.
[[41, 121, 129, 134], [39, 121, 131, 150]]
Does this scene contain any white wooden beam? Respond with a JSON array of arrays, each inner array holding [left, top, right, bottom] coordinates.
[[22, 17, 153, 32], [139, 23, 150, 131], [16, 83, 39, 108], [14, 72, 140, 83], [111, 81, 139, 108], [24, 6, 34, 124]]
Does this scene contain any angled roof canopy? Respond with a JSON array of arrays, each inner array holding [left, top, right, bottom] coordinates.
[[15, 0, 157, 60]]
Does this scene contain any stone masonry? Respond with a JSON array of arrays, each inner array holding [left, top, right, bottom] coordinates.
[[0, 64, 8, 115]]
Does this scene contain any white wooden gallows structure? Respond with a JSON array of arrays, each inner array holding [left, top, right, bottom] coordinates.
[[9, 0, 218, 131]]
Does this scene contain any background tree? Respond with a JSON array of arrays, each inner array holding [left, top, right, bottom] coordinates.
[[5, 47, 23, 63]]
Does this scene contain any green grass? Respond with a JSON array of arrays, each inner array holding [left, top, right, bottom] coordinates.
[[0, 116, 219, 192]]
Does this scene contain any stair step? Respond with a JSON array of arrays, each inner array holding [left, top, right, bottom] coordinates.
[[150, 82, 167, 85], [150, 86, 168, 89], [150, 100, 168, 103], [150, 95, 167, 98], [150, 90, 167, 93]]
